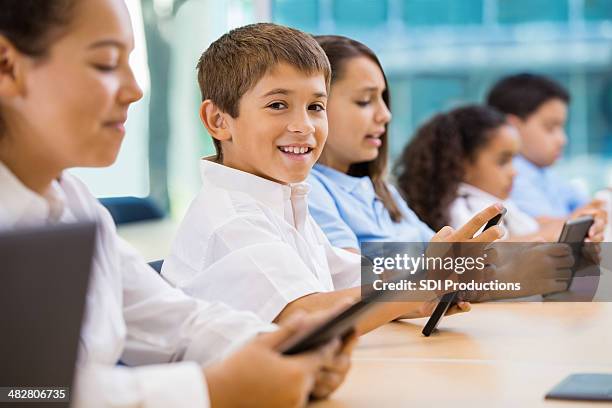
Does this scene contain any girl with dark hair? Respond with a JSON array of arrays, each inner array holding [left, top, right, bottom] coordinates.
[[308, 36, 504, 254], [0, 1, 352, 406], [395, 104, 554, 240], [308, 35, 434, 253]]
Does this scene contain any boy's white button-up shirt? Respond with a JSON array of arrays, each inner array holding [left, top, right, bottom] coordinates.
[[162, 159, 361, 322], [0, 161, 273, 408]]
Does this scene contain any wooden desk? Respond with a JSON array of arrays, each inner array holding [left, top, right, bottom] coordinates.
[[312, 302, 612, 407]]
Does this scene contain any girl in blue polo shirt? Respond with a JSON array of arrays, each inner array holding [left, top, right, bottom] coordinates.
[[308, 35, 434, 254]]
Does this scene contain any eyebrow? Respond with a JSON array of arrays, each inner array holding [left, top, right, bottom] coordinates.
[[357, 86, 386, 94], [87, 39, 126, 50], [262, 88, 327, 98]]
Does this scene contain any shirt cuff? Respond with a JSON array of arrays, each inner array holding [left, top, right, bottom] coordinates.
[[133, 361, 209, 408], [259, 284, 321, 323]]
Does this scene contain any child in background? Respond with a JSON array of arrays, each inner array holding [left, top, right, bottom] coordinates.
[[307, 36, 502, 254], [303, 36, 573, 297], [307, 35, 434, 255], [394, 105, 553, 240], [486, 73, 606, 227], [162, 24, 489, 333]]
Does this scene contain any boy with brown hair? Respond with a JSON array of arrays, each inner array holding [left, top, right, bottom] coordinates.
[[162, 23, 495, 335]]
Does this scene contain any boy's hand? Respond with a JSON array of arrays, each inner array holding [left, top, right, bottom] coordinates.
[[420, 204, 504, 304], [412, 298, 471, 319], [205, 313, 341, 408], [311, 332, 356, 399], [574, 199, 605, 214], [571, 205, 607, 243]]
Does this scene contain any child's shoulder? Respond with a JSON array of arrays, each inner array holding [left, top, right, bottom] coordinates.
[[178, 180, 287, 244]]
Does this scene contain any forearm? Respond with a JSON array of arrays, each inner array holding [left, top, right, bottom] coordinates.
[[273, 288, 428, 335]]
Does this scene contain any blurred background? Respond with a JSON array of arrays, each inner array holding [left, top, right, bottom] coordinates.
[[80, 0, 612, 258]]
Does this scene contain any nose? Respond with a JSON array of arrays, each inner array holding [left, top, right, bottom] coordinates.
[[287, 108, 316, 135], [118, 65, 143, 105], [375, 99, 392, 125], [509, 164, 518, 179]]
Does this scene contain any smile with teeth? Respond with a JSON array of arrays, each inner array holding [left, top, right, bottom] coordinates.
[[278, 146, 313, 155]]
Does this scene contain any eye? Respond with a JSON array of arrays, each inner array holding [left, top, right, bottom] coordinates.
[[309, 103, 325, 112], [92, 63, 118, 72], [267, 102, 287, 110], [356, 100, 371, 107]]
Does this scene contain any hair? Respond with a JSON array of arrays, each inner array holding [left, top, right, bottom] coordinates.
[[486, 73, 570, 119], [394, 105, 507, 231], [0, 0, 76, 137], [196, 23, 331, 162], [314, 35, 403, 222]]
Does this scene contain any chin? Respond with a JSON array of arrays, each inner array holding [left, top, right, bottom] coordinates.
[[285, 173, 309, 184], [363, 150, 380, 162], [92, 149, 121, 168]]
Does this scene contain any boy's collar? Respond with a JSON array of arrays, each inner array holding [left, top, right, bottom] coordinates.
[[199, 158, 310, 217]]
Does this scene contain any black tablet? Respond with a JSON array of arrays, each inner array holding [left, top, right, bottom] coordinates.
[[482, 207, 507, 231], [421, 208, 506, 337], [558, 215, 594, 290], [421, 291, 459, 337], [558, 215, 594, 244], [279, 286, 395, 355]]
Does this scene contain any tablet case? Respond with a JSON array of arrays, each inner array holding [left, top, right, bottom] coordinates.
[[545, 373, 612, 401]]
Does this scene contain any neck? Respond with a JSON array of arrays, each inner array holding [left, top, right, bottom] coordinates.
[[519, 151, 543, 168], [317, 150, 351, 174], [220, 155, 288, 185], [0, 138, 61, 195]]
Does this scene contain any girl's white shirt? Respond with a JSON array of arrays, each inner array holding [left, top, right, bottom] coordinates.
[[448, 183, 540, 237], [0, 161, 273, 408]]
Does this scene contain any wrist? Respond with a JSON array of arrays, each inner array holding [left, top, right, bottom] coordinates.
[[204, 363, 233, 408]]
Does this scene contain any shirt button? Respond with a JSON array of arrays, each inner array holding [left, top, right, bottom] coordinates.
[[292, 184, 310, 195]]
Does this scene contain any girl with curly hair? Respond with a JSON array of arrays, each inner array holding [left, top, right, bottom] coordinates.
[[394, 104, 550, 240]]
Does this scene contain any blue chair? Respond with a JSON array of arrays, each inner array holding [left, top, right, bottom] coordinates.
[[99, 196, 164, 226], [148, 259, 164, 274]]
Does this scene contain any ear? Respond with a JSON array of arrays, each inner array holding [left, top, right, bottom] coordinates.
[[199, 100, 232, 143], [0, 35, 23, 99], [505, 114, 523, 129]]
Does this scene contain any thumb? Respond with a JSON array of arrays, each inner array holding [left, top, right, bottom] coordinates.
[[255, 311, 308, 349]]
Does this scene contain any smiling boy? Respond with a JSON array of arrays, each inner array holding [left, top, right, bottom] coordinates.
[[161, 23, 364, 322], [162, 23, 483, 334]]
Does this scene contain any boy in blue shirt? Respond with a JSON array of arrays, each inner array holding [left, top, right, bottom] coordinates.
[[487, 73, 606, 230]]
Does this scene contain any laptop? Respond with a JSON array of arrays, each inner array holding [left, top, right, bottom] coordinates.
[[0, 222, 96, 406]]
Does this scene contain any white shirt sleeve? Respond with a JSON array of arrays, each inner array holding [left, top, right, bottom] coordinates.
[[166, 214, 330, 322], [72, 361, 208, 408], [106, 213, 273, 366], [310, 218, 361, 290], [78, 202, 275, 407], [326, 245, 362, 290]]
